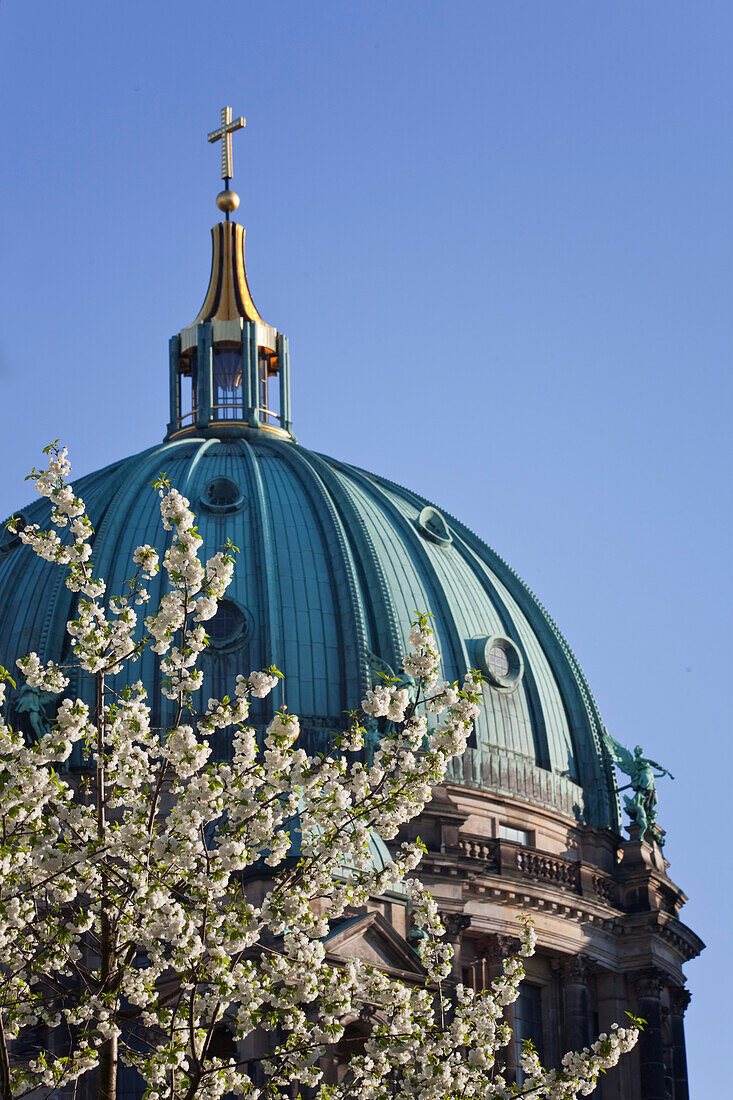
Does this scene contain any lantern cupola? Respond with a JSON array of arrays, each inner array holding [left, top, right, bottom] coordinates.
[[166, 107, 293, 441]]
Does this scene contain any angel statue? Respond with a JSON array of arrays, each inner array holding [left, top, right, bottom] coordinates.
[[15, 682, 59, 746], [602, 730, 674, 843]]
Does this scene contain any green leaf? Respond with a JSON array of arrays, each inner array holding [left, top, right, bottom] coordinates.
[[0, 666, 16, 689]]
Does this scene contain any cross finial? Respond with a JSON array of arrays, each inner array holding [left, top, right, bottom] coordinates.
[[208, 106, 246, 183]]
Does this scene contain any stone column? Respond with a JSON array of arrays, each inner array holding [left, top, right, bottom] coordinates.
[[167, 334, 181, 435], [196, 322, 213, 428], [594, 970, 634, 1100], [669, 986, 691, 1100], [441, 912, 471, 985], [635, 968, 667, 1100], [485, 934, 522, 1081], [558, 955, 593, 1053]]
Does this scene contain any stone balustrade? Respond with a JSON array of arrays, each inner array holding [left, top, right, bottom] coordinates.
[[516, 847, 581, 890], [454, 834, 620, 908], [458, 836, 499, 865]]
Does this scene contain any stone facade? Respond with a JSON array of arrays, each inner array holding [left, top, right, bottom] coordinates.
[[387, 784, 702, 1099]]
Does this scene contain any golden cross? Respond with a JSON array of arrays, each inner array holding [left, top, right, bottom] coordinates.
[[208, 106, 246, 181]]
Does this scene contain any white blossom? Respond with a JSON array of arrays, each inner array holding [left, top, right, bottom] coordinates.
[[0, 445, 640, 1100]]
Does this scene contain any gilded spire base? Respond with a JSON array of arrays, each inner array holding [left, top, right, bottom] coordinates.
[[192, 221, 264, 328]]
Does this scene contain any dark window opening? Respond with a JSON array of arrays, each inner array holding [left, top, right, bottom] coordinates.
[[258, 347, 280, 424], [416, 505, 453, 546], [213, 349, 244, 420], [513, 983, 544, 1084], [207, 599, 248, 649], [202, 477, 243, 514], [209, 1025, 237, 1059], [177, 352, 197, 428]]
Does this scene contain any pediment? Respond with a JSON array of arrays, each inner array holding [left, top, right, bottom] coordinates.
[[325, 911, 426, 978]]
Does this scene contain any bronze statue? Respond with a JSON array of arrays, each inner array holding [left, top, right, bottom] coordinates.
[[15, 683, 58, 745], [602, 730, 674, 843]]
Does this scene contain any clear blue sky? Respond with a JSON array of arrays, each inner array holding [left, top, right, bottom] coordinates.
[[1, 1, 730, 1088]]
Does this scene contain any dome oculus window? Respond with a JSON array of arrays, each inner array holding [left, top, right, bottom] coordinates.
[[206, 599, 250, 650], [0, 513, 27, 555], [477, 635, 524, 691], [487, 645, 510, 679], [416, 506, 452, 546], [201, 477, 244, 514]]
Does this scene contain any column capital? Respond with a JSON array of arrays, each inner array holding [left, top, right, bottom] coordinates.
[[484, 933, 522, 963], [635, 966, 667, 999], [670, 985, 692, 1015], [553, 953, 595, 984], [441, 912, 471, 939]]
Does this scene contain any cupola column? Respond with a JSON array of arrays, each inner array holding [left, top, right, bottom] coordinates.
[[167, 335, 181, 437], [485, 935, 521, 1082], [196, 323, 214, 429], [243, 322, 260, 428], [278, 334, 293, 433]]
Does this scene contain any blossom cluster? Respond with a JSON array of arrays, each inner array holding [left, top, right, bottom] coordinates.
[[0, 445, 639, 1099]]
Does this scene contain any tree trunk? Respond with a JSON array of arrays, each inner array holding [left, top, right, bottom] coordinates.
[[96, 672, 118, 1099], [98, 1030, 118, 1100], [0, 1016, 13, 1100]]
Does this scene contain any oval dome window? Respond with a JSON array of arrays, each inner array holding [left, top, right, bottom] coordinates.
[[0, 513, 27, 555], [476, 635, 524, 692], [201, 477, 244, 515], [206, 599, 250, 650], [416, 506, 452, 546]]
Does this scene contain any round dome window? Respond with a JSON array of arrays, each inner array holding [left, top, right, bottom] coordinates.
[[201, 477, 244, 515], [416, 506, 452, 546], [206, 599, 250, 650], [477, 635, 524, 692], [0, 513, 26, 555]]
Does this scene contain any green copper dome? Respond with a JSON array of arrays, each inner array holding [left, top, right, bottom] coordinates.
[[0, 206, 620, 832], [0, 431, 619, 830]]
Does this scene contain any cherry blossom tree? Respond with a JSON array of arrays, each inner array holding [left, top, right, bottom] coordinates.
[[0, 444, 639, 1100]]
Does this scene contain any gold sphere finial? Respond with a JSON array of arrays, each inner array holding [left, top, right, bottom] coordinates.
[[216, 189, 240, 214]]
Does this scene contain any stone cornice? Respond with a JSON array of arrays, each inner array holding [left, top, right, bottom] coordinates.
[[423, 836, 619, 914], [420, 837, 704, 968], [609, 910, 704, 964]]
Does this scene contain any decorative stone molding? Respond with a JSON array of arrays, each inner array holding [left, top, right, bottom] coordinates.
[[447, 754, 587, 819]]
